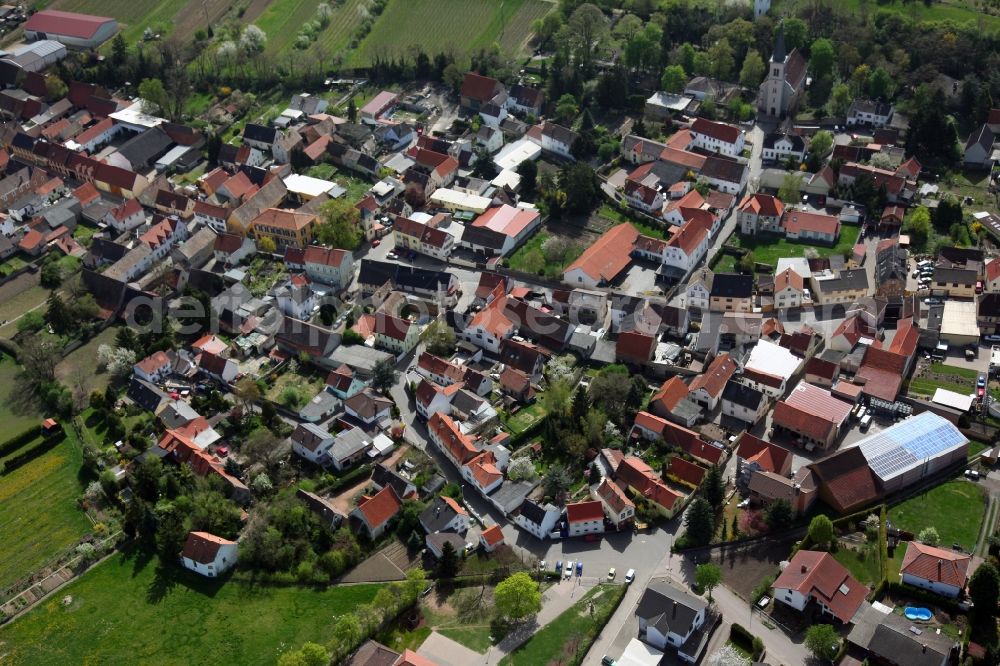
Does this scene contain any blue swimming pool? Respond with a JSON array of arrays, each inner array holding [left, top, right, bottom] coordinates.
[[904, 607, 933, 621]]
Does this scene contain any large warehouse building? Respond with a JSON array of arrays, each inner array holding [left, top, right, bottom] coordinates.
[[23, 10, 118, 49]]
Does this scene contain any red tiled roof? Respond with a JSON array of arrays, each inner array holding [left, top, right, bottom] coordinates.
[[468, 294, 515, 339], [25, 9, 113, 39], [900, 542, 971, 589], [181, 531, 235, 564], [667, 455, 707, 487], [596, 478, 635, 514], [774, 382, 852, 442], [135, 350, 170, 375], [375, 311, 411, 342], [856, 347, 907, 401], [566, 500, 605, 523], [616, 330, 655, 364], [773, 550, 867, 623], [303, 245, 349, 268], [736, 434, 792, 476], [691, 117, 741, 144], [659, 146, 706, 171], [782, 209, 840, 236], [467, 451, 502, 490], [775, 267, 804, 292], [651, 376, 689, 413], [688, 352, 736, 399], [881, 204, 906, 224], [987, 258, 1000, 283], [616, 456, 683, 511], [428, 412, 477, 465], [804, 356, 838, 380], [499, 366, 531, 395], [356, 486, 402, 531], [564, 223, 639, 283], [738, 193, 784, 217], [887, 317, 919, 359], [110, 197, 142, 222], [472, 205, 539, 238], [460, 72, 500, 102], [397, 649, 439, 666], [808, 447, 880, 513], [417, 352, 465, 383], [667, 213, 712, 256], [72, 182, 100, 206], [480, 524, 505, 546]]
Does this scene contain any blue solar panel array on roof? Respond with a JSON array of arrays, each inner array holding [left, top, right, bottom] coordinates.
[[858, 412, 967, 482]]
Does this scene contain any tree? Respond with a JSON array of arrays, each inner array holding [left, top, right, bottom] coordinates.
[[566, 3, 608, 71], [905, 206, 933, 249], [804, 624, 840, 663], [315, 198, 362, 250], [807, 515, 835, 550], [737, 251, 755, 274], [555, 93, 579, 124], [516, 159, 537, 199], [371, 359, 398, 394], [240, 25, 267, 55], [423, 320, 456, 356], [542, 464, 572, 500], [138, 78, 169, 115], [154, 501, 188, 560], [696, 562, 722, 601], [702, 465, 725, 510], [472, 146, 498, 179], [830, 83, 851, 117], [278, 642, 330, 666], [810, 130, 833, 158], [685, 497, 715, 546], [739, 51, 765, 89], [257, 236, 277, 254], [541, 377, 573, 421], [494, 572, 542, 622], [781, 18, 808, 52], [707, 38, 735, 80], [45, 292, 73, 335], [918, 526, 940, 546], [809, 38, 835, 80], [867, 66, 893, 100], [242, 428, 283, 474], [233, 377, 261, 427], [45, 75, 68, 102], [778, 173, 803, 203], [506, 457, 538, 481], [661, 64, 687, 93], [331, 614, 362, 653], [571, 384, 590, 424], [969, 561, 1000, 617], [763, 498, 794, 531], [16, 310, 45, 334], [438, 541, 459, 578]]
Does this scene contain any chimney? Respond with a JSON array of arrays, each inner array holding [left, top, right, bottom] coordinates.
[[801, 564, 808, 574], [672, 601, 678, 619], [922, 644, 927, 653]]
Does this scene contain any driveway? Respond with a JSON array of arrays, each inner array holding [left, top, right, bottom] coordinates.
[[418, 632, 484, 666]]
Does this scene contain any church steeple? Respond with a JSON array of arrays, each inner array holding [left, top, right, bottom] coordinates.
[[771, 21, 786, 63]]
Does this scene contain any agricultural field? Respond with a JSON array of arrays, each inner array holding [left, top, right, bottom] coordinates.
[[0, 552, 382, 665], [0, 430, 91, 592], [48, 0, 231, 44], [350, 0, 553, 66]]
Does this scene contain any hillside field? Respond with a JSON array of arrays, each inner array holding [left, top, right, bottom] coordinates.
[[776, 0, 1000, 29], [0, 430, 91, 592], [350, 0, 554, 65], [46, 0, 234, 43], [0, 552, 382, 665]]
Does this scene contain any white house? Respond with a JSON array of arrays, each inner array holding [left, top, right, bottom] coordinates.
[[686, 268, 713, 310], [274, 279, 317, 321], [762, 133, 806, 164], [104, 198, 145, 232], [180, 531, 238, 578], [213, 233, 255, 266], [690, 118, 745, 157], [774, 267, 805, 310], [419, 495, 469, 534], [514, 499, 562, 539], [737, 193, 785, 235], [624, 180, 664, 215], [899, 541, 972, 599], [290, 422, 334, 465], [720, 380, 768, 424], [133, 350, 172, 383], [534, 121, 578, 160], [304, 246, 354, 290], [661, 214, 713, 273], [636, 581, 708, 661], [565, 500, 605, 537], [846, 99, 894, 127], [772, 550, 867, 623], [592, 478, 635, 530]]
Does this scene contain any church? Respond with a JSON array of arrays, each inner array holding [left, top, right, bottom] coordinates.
[[758, 23, 807, 120]]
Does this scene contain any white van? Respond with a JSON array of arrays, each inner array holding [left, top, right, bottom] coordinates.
[[860, 414, 873, 431]]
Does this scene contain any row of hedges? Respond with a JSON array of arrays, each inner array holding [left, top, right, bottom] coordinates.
[[0, 426, 42, 458], [1, 433, 64, 475], [730, 623, 765, 660]]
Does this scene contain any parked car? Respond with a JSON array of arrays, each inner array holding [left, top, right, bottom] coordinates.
[[860, 414, 873, 431], [608, 567, 616, 580], [539, 560, 546, 571], [624, 568, 635, 584], [564, 561, 574, 578], [924, 298, 943, 305], [555, 560, 562, 573], [576, 561, 583, 576], [984, 335, 1000, 343], [602, 657, 616, 666], [978, 375, 987, 388]]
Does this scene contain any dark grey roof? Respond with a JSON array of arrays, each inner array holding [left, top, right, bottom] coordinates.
[[372, 463, 413, 499], [932, 266, 976, 284], [461, 223, 507, 250], [722, 380, 764, 410], [868, 617, 957, 666], [965, 123, 995, 154], [821, 269, 869, 293], [937, 245, 983, 267], [771, 21, 786, 63], [126, 377, 169, 412], [518, 498, 548, 526], [419, 496, 465, 533], [357, 259, 455, 293], [702, 155, 747, 184], [849, 99, 893, 117], [710, 273, 753, 299], [636, 581, 708, 637], [115, 127, 173, 170], [876, 245, 907, 284], [242, 123, 278, 145], [980, 293, 1000, 318], [763, 133, 805, 151]]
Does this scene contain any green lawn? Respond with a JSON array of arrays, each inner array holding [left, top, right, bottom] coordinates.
[[596, 204, 670, 240], [0, 355, 43, 438], [888, 479, 985, 552], [507, 232, 582, 279], [775, 0, 1000, 30], [500, 584, 626, 665], [265, 367, 328, 409], [906, 363, 979, 396], [439, 627, 494, 653], [0, 430, 91, 591], [832, 541, 882, 586], [0, 283, 51, 339], [732, 224, 860, 266], [0, 254, 28, 277], [350, 0, 552, 65], [501, 402, 548, 435], [55, 326, 120, 393], [0, 552, 383, 665]]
